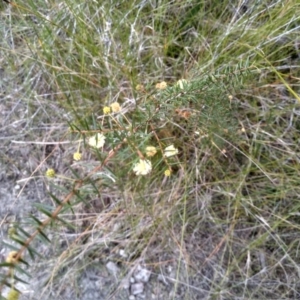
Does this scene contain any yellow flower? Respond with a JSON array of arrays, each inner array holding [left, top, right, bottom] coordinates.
[[103, 106, 111, 115], [164, 169, 172, 177], [164, 145, 179, 157], [155, 81, 167, 90], [88, 133, 106, 148], [176, 79, 188, 89], [6, 251, 19, 264], [145, 146, 157, 157], [73, 152, 82, 161], [8, 227, 17, 238], [133, 159, 152, 176], [45, 168, 56, 178], [6, 289, 20, 300], [110, 102, 121, 113], [135, 84, 145, 91]]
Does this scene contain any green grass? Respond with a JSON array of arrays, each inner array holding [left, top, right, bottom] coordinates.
[[1, 0, 300, 299]]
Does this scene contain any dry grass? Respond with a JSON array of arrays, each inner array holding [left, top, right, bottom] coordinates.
[[0, 0, 300, 299]]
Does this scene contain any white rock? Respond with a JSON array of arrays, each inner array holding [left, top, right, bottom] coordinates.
[[119, 249, 127, 257], [106, 261, 119, 278], [134, 267, 151, 283], [130, 277, 135, 283], [14, 184, 21, 190], [121, 277, 130, 289], [131, 282, 144, 295]]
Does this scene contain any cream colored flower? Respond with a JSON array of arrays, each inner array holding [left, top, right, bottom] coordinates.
[[155, 81, 167, 90], [164, 145, 179, 157], [110, 102, 121, 113], [103, 106, 111, 115], [6, 251, 19, 264], [133, 159, 152, 176], [176, 79, 188, 89], [88, 133, 106, 148], [145, 146, 157, 157], [73, 152, 82, 161]]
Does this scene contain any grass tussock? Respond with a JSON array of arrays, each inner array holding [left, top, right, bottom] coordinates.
[[1, 0, 300, 299]]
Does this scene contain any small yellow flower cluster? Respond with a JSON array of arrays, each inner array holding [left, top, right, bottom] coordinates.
[[88, 133, 106, 148], [164, 169, 172, 177], [133, 145, 179, 176], [103, 106, 111, 115], [6, 289, 20, 300], [45, 168, 56, 178], [8, 227, 17, 238], [73, 152, 82, 161], [145, 146, 157, 157], [103, 102, 121, 115], [87, 86, 180, 178], [155, 81, 167, 90], [135, 84, 145, 92]]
